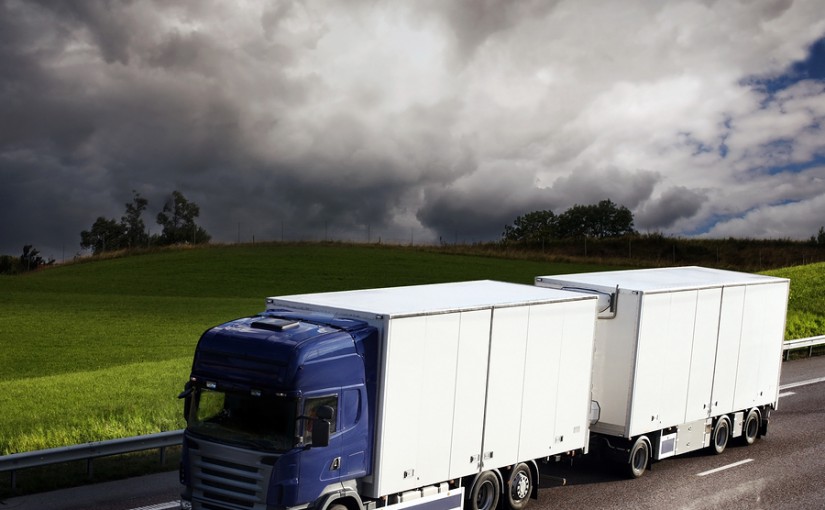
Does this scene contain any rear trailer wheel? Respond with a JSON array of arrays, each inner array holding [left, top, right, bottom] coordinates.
[[712, 417, 730, 454], [742, 409, 760, 446], [505, 463, 533, 510], [627, 437, 650, 479], [467, 471, 500, 510]]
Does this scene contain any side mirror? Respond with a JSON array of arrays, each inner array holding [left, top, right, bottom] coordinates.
[[311, 405, 334, 447], [178, 382, 193, 421]]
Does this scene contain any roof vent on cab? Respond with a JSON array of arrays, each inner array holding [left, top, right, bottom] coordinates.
[[251, 317, 300, 332]]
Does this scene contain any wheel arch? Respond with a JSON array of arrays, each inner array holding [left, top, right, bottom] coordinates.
[[314, 487, 365, 510]]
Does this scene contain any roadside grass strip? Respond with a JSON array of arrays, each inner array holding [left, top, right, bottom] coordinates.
[[0, 358, 190, 455]]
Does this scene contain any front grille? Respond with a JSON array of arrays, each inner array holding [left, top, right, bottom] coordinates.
[[189, 441, 276, 510]]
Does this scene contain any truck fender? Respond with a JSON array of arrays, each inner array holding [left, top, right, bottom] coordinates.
[[313, 484, 365, 510], [521, 460, 540, 499]]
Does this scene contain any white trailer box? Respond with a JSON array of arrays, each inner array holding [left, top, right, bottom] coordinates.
[[266, 280, 598, 497], [535, 267, 789, 454]]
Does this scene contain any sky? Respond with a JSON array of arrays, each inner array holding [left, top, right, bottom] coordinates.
[[2, 0, 825, 260]]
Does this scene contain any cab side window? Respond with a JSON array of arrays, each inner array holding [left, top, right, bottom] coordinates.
[[303, 394, 338, 444]]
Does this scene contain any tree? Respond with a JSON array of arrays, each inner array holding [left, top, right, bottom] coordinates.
[[503, 199, 636, 243], [502, 210, 557, 244], [20, 244, 53, 271], [80, 217, 127, 254], [812, 226, 825, 245], [156, 190, 211, 245], [556, 199, 636, 239], [122, 190, 149, 249]]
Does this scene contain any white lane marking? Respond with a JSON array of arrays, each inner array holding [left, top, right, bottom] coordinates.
[[128, 502, 180, 510], [697, 458, 754, 477], [779, 376, 825, 390], [778, 391, 796, 398]]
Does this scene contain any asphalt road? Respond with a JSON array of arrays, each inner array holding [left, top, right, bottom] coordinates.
[[535, 355, 825, 510], [3, 356, 825, 510]]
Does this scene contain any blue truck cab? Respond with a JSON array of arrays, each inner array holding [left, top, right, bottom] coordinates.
[[180, 310, 379, 510]]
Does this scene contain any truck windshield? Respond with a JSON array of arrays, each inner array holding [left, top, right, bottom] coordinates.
[[188, 388, 297, 452]]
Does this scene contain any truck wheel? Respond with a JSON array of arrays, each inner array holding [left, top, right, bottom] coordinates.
[[627, 437, 650, 479], [712, 417, 730, 454], [742, 409, 760, 445], [505, 463, 532, 510], [467, 471, 500, 510]]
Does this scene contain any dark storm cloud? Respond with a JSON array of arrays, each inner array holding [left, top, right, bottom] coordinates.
[[635, 186, 709, 231], [547, 168, 660, 210]]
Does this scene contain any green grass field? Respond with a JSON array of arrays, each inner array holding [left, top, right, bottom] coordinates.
[[1, 243, 618, 455], [1, 244, 822, 457], [764, 263, 825, 340]]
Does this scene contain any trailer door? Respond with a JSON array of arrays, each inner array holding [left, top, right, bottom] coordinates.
[[482, 305, 530, 467]]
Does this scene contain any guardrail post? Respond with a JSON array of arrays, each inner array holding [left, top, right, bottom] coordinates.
[[10, 469, 16, 490]]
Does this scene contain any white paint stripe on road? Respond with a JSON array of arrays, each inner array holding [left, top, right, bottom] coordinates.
[[128, 501, 180, 510], [780, 376, 825, 391], [778, 391, 796, 398], [697, 458, 754, 477]]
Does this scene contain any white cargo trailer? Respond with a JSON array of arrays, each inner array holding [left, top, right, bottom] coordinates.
[[535, 266, 789, 477], [265, 280, 598, 510]]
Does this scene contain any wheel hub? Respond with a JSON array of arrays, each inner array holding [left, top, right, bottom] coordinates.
[[512, 472, 530, 500]]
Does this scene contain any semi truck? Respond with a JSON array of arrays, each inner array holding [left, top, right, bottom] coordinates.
[[535, 266, 790, 477], [178, 280, 600, 510], [178, 267, 789, 510]]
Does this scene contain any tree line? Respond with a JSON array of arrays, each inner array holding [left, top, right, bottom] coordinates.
[[1, 190, 211, 274], [501, 199, 636, 244], [80, 190, 210, 255], [6, 193, 825, 274]]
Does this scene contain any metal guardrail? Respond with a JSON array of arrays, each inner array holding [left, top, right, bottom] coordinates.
[[1, 336, 823, 491], [0, 430, 182, 489], [783, 335, 825, 360]]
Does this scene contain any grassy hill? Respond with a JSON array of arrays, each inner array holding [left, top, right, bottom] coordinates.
[[0, 243, 821, 458], [0, 243, 619, 455]]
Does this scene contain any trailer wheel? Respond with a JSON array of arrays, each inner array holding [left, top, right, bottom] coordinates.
[[467, 471, 500, 510], [712, 417, 730, 454], [505, 463, 533, 510], [742, 409, 760, 446], [627, 437, 650, 479]]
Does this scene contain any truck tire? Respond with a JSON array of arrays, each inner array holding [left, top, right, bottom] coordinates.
[[505, 463, 533, 510], [467, 471, 500, 510], [712, 416, 730, 454], [627, 437, 650, 479], [742, 409, 760, 445]]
